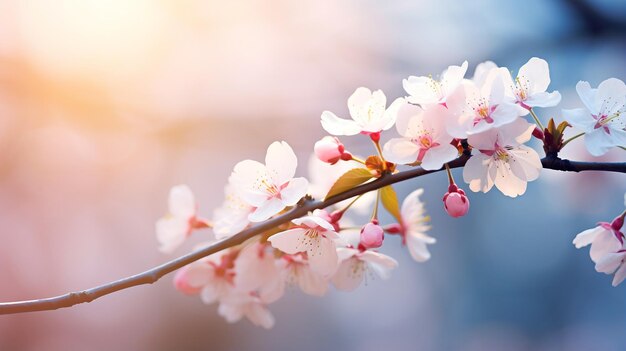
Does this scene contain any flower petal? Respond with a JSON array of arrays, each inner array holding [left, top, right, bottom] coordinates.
[[420, 144, 458, 171], [524, 91, 561, 108], [612, 263, 626, 287], [156, 217, 189, 254], [584, 129, 614, 157], [595, 78, 626, 115], [573, 226, 604, 248], [320, 111, 361, 136], [280, 177, 309, 206], [575, 81, 597, 114], [562, 108, 594, 133], [595, 252, 624, 274], [267, 228, 307, 255], [331, 258, 363, 291], [590, 230, 622, 263], [169, 185, 196, 218], [383, 138, 420, 165], [307, 237, 339, 276], [248, 197, 285, 222], [265, 141, 297, 185], [518, 57, 550, 94]]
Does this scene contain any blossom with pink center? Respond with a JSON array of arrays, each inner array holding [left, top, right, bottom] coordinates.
[[403, 61, 468, 106], [274, 254, 329, 297], [156, 185, 209, 254], [230, 141, 309, 222], [218, 292, 276, 329], [575, 213, 626, 286], [212, 184, 253, 240], [320, 87, 404, 136], [498, 57, 561, 113], [399, 189, 436, 262], [180, 250, 237, 305], [463, 119, 542, 198], [446, 75, 520, 138], [314, 136, 349, 164], [331, 247, 398, 291], [383, 103, 458, 170], [562, 78, 626, 156], [360, 221, 384, 249], [268, 210, 341, 276]]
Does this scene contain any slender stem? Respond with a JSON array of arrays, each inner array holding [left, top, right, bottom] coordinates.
[[336, 194, 363, 215], [371, 190, 381, 220], [529, 108, 545, 130], [350, 156, 367, 165], [1, 155, 625, 315], [562, 132, 585, 147], [445, 163, 455, 185]]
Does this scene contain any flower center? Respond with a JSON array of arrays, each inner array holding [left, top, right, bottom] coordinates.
[[494, 147, 511, 162], [260, 179, 281, 197], [472, 99, 495, 126], [514, 76, 529, 101], [411, 133, 441, 162]]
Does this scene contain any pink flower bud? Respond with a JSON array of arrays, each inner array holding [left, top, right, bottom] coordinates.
[[532, 126, 545, 140], [360, 222, 384, 249], [443, 185, 470, 218], [314, 136, 345, 164], [173, 266, 201, 295]]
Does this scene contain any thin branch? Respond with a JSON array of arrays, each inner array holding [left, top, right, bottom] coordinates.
[[0, 155, 624, 315]]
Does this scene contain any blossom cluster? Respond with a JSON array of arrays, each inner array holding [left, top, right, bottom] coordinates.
[[155, 57, 626, 328]]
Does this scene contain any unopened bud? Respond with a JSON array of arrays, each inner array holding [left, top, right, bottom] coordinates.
[[360, 222, 384, 249], [443, 186, 470, 218], [314, 136, 346, 164], [532, 126, 545, 140]]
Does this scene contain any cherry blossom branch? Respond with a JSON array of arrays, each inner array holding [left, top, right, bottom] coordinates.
[[0, 155, 624, 315]]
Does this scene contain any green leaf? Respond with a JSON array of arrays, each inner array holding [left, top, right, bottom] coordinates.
[[380, 185, 402, 223], [324, 168, 374, 200]]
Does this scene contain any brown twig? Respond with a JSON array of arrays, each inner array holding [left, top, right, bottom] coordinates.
[[0, 155, 624, 315]]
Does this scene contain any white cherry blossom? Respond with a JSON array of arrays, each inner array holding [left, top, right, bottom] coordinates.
[[230, 141, 309, 222], [156, 185, 208, 254], [321, 87, 404, 136], [498, 57, 561, 114], [383, 103, 458, 170], [218, 292, 275, 329], [446, 75, 520, 138], [403, 61, 468, 106], [398, 189, 436, 262], [331, 247, 398, 291], [562, 78, 626, 156], [463, 119, 542, 197], [182, 250, 237, 305], [268, 210, 341, 276]]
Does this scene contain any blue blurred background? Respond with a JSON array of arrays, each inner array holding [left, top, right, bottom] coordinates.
[[0, 0, 625, 350]]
